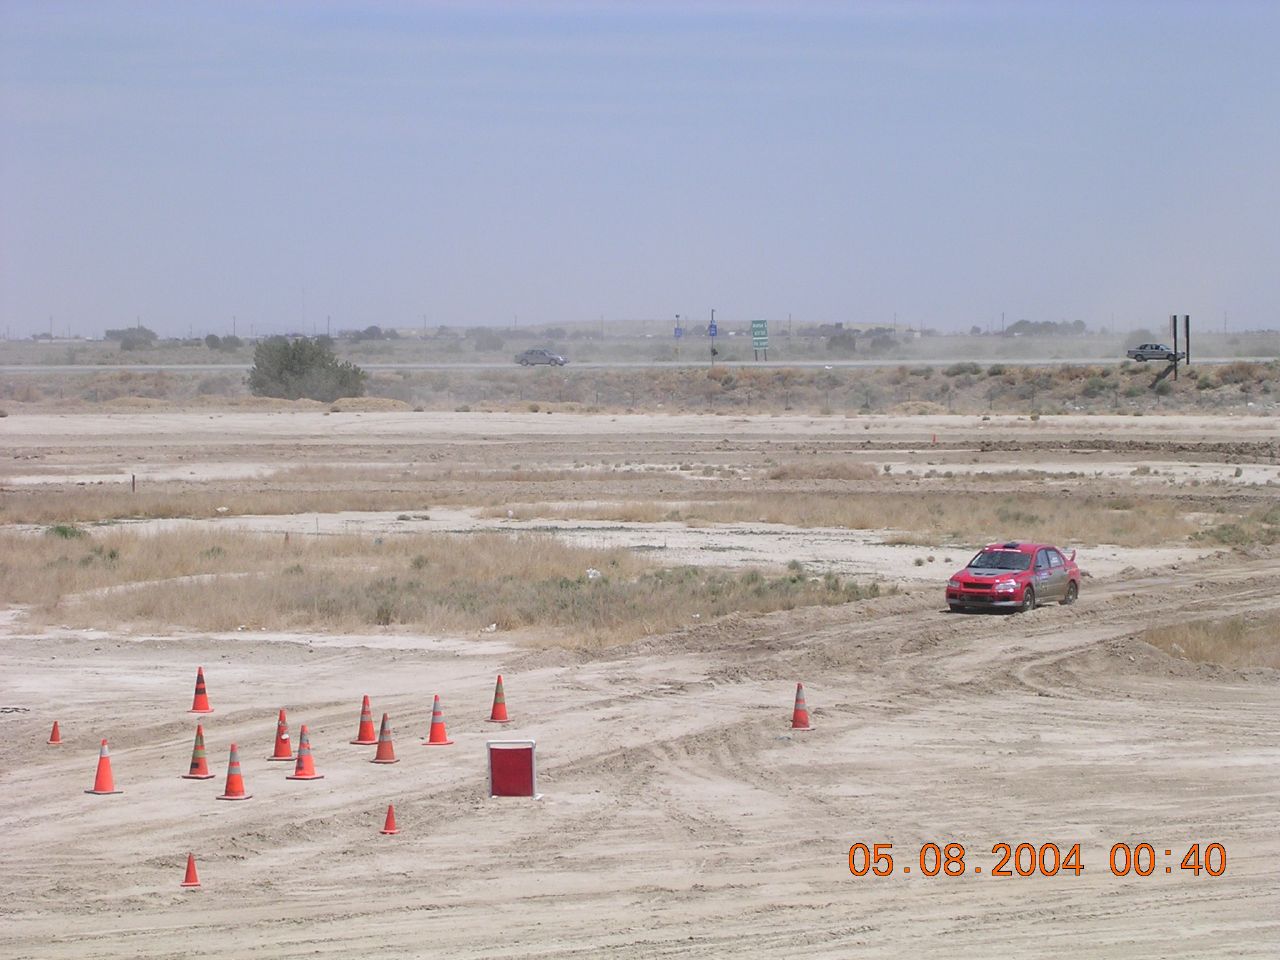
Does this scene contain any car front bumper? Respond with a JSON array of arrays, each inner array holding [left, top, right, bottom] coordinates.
[[947, 590, 1022, 608]]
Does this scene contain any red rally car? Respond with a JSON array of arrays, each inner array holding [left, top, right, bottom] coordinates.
[[946, 541, 1080, 613]]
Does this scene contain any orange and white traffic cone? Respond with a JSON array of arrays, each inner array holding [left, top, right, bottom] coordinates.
[[791, 682, 813, 731], [182, 724, 215, 780], [266, 708, 293, 761], [85, 738, 123, 795], [189, 666, 213, 714], [47, 721, 63, 745], [216, 743, 252, 800], [285, 725, 324, 781], [380, 803, 399, 835], [350, 695, 377, 745], [180, 853, 201, 889], [423, 695, 454, 746], [487, 674, 510, 724], [370, 713, 399, 764]]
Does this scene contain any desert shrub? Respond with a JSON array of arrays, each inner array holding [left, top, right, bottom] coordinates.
[[248, 336, 367, 402], [943, 362, 981, 377], [469, 330, 506, 352], [1216, 361, 1261, 385], [46, 524, 85, 539], [1081, 377, 1109, 398]]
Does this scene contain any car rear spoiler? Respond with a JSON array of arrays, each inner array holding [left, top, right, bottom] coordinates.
[[1069, 549, 1076, 563]]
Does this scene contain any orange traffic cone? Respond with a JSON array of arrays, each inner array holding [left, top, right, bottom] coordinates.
[[423, 694, 454, 746], [47, 721, 63, 745], [350, 695, 377, 745], [791, 682, 813, 731], [189, 666, 213, 714], [380, 803, 399, 835], [487, 674, 510, 724], [85, 738, 123, 795], [370, 713, 399, 764], [180, 853, 201, 889], [182, 724, 215, 780], [285, 725, 324, 781], [216, 742, 252, 800], [266, 708, 293, 761]]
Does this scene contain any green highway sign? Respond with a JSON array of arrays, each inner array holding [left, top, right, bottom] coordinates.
[[751, 318, 769, 350]]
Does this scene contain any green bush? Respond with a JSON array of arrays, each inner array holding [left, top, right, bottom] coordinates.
[[248, 336, 367, 402]]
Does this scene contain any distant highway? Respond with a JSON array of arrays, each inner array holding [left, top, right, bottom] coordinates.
[[0, 357, 1271, 375]]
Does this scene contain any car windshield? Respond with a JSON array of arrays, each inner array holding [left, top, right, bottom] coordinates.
[[967, 550, 1031, 571]]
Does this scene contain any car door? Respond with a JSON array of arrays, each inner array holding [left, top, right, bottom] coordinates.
[[1047, 549, 1067, 599], [1033, 549, 1056, 600]]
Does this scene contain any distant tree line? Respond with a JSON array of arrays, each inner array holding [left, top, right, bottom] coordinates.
[[1003, 319, 1087, 336], [105, 325, 158, 351], [204, 334, 243, 352]]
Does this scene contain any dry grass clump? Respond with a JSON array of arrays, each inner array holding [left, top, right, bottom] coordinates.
[[1142, 614, 1280, 670], [3, 528, 878, 644], [765, 461, 878, 481], [485, 492, 1197, 548], [0, 463, 660, 525], [0, 487, 432, 525], [1193, 503, 1280, 547]]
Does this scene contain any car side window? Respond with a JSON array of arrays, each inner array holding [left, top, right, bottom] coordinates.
[[1048, 550, 1064, 568], [1035, 549, 1049, 570]]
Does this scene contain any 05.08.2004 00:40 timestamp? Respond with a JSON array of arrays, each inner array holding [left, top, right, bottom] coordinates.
[[847, 842, 1227, 878]]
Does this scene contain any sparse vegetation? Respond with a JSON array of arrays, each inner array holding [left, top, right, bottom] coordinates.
[[485, 491, 1202, 548], [0, 528, 884, 644], [1143, 614, 1280, 670], [1194, 503, 1280, 547], [765, 461, 877, 481], [3, 352, 1279, 414]]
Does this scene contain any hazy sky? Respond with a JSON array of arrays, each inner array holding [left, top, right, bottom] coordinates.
[[2, 1, 1277, 337]]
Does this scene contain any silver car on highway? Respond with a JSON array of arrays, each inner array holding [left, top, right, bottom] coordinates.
[[1126, 343, 1184, 362]]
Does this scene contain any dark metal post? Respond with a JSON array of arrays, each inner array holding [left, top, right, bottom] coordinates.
[[1184, 315, 1191, 365], [1171, 314, 1179, 380]]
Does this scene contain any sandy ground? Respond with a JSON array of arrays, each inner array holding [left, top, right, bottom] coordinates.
[[1, 412, 1278, 958]]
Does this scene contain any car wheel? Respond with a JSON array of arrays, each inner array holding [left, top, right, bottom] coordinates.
[[1060, 581, 1078, 605], [1019, 586, 1036, 613]]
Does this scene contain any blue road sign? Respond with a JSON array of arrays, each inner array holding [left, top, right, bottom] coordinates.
[[674, 326, 683, 339], [708, 322, 718, 337]]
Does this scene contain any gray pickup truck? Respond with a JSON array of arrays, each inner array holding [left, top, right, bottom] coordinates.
[[1126, 343, 1185, 362]]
